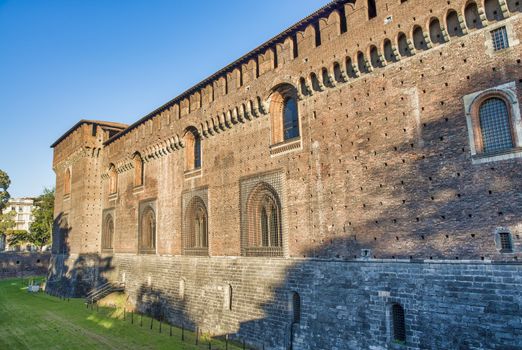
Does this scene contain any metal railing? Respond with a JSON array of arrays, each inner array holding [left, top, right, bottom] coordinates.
[[85, 281, 124, 304]]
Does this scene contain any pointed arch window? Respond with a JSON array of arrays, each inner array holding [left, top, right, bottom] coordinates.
[[139, 204, 156, 254], [244, 183, 283, 257], [102, 213, 114, 251], [259, 195, 281, 247], [183, 196, 208, 256]]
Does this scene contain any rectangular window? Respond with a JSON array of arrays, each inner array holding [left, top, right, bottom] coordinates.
[[491, 26, 509, 51], [499, 232, 513, 252]]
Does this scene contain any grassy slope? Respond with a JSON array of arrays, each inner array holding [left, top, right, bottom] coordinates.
[[0, 278, 241, 350]]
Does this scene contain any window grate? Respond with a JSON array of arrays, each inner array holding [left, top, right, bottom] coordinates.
[[499, 232, 513, 252], [392, 304, 406, 342], [479, 98, 513, 153], [491, 26, 509, 51]]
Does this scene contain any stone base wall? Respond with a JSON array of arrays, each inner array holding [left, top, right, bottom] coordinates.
[[0, 252, 50, 279], [49, 254, 522, 350]]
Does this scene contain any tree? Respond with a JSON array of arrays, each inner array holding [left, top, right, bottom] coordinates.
[[0, 169, 10, 211], [0, 210, 15, 235], [8, 188, 54, 250], [29, 188, 55, 249]]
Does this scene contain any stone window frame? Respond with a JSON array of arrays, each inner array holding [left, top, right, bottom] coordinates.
[[494, 227, 515, 253], [269, 83, 303, 156], [240, 171, 287, 257], [247, 183, 283, 251], [138, 199, 157, 255], [181, 187, 209, 256], [386, 301, 407, 347], [101, 208, 115, 253], [463, 81, 522, 164], [183, 126, 203, 179], [485, 21, 519, 57]]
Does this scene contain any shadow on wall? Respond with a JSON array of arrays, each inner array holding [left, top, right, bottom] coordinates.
[[46, 213, 115, 297], [233, 69, 522, 349]]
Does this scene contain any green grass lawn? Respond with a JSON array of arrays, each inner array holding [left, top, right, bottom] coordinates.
[[0, 277, 242, 350]]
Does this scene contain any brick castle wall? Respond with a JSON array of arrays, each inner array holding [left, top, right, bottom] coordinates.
[[49, 0, 522, 348], [0, 252, 50, 279]]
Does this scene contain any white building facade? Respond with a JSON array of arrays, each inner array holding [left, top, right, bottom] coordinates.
[[1, 198, 35, 251]]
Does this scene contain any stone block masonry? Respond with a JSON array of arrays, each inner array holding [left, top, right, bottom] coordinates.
[[53, 253, 522, 350]]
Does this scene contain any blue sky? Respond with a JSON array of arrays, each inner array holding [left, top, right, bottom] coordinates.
[[0, 0, 327, 198]]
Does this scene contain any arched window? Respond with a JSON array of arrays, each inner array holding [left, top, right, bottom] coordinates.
[[244, 183, 283, 257], [194, 206, 207, 248], [397, 32, 412, 57], [269, 84, 300, 145], [102, 214, 114, 251], [446, 10, 464, 37], [63, 168, 71, 196], [429, 18, 445, 45], [346, 57, 358, 78], [478, 98, 513, 153], [391, 303, 406, 343], [183, 196, 208, 255], [259, 195, 281, 247], [412, 26, 428, 50], [283, 97, 299, 140], [383, 39, 397, 63], [133, 153, 144, 187], [333, 62, 344, 83], [108, 164, 117, 194], [485, 0, 504, 22], [357, 51, 369, 73], [183, 127, 202, 171], [465, 2, 483, 30], [139, 206, 156, 254], [369, 45, 383, 68]]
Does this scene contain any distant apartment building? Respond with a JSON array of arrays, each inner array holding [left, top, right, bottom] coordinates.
[[0, 198, 35, 251]]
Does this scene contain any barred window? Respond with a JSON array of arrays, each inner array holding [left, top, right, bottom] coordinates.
[[183, 196, 208, 256], [392, 303, 406, 343], [479, 98, 513, 153], [139, 206, 156, 254], [283, 97, 299, 140], [245, 183, 283, 257], [102, 214, 114, 251], [270, 84, 300, 145], [260, 196, 281, 247], [499, 232, 513, 252], [491, 26, 509, 51]]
